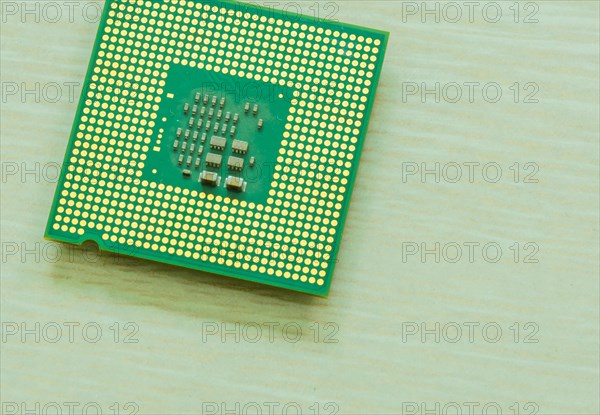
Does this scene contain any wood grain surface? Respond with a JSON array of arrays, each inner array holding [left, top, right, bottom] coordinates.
[[1, 1, 599, 414]]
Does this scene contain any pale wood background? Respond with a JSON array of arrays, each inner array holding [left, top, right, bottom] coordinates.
[[1, 1, 599, 414]]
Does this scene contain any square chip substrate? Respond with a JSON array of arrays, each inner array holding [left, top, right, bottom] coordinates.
[[45, 0, 389, 296]]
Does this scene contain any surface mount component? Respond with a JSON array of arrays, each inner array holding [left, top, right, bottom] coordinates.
[[231, 139, 248, 155], [205, 153, 222, 168], [199, 171, 220, 186], [225, 176, 246, 192], [210, 135, 226, 151], [227, 156, 244, 171]]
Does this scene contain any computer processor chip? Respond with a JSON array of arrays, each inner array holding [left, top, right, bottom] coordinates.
[[45, 0, 389, 296]]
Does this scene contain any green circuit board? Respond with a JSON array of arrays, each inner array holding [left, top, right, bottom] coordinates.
[[45, 0, 389, 296]]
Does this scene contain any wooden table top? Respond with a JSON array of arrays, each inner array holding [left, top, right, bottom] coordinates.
[[1, 1, 598, 414]]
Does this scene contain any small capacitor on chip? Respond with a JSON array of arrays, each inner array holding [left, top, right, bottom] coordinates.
[[195, 92, 201, 103], [173, 140, 179, 151], [178, 154, 184, 165], [233, 113, 239, 124], [225, 176, 246, 192], [257, 119, 264, 130], [184, 103, 189, 114], [200, 171, 220, 186], [220, 97, 226, 108], [253, 104, 259, 115], [230, 126, 236, 137], [244, 102, 250, 113], [176, 128, 182, 138], [211, 96, 217, 107], [203, 94, 209, 105]]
